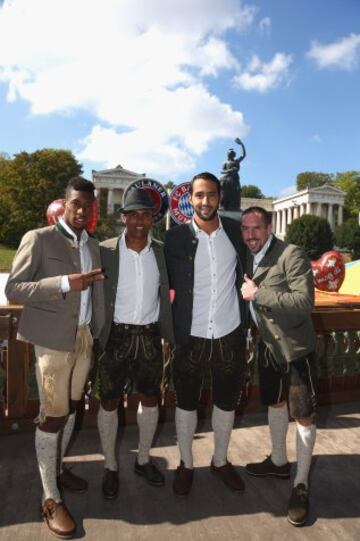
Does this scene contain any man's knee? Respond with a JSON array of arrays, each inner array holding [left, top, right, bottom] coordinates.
[[39, 416, 66, 433], [100, 398, 120, 411], [294, 415, 315, 427], [140, 393, 158, 408]]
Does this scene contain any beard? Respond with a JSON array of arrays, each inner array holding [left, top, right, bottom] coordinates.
[[193, 206, 218, 222]]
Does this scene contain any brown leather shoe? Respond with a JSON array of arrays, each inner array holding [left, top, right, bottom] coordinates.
[[173, 461, 194, 496], [42, 499, 76, 539], [211, 460, 245, 492], [102, 469, 119, 500], [58, 467, 88, 493]]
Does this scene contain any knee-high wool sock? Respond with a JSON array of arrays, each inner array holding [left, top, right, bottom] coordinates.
[[294, 423, 316, 488], [268, 404, 289, 466], [35, 427, 61, 503], [59, 411, 76, 474], [97, 406, 119, 471], [212, 405, 235, 467], [137, 403, 159, 465], [175, 407, 197, 469]]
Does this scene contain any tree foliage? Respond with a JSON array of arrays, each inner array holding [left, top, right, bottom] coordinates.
[[333, 170, 360, 220], [0, 149, 82, 247], [285, 215, 334, 260], [296, 171, 333, 191], [335, 217, 360, 260], [241, 184, 265, 198]]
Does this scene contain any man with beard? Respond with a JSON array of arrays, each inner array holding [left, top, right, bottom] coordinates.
[[240, 206, 316, 527], [96, 189, 173, 500], [164, 172, 247, 496], [6, 177, 105, 539]]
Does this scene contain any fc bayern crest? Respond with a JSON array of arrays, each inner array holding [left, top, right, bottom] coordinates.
[[124, 178, 169, 223], [169, 182, 193, 225]]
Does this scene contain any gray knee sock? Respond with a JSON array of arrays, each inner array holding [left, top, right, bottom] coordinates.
[[97, 405, 118, 471], [59, 412, 76, 473], [212, 405, 235, 467], [294, 423, 316, 488], [137, 403, 159, 465], [268, 404, 289, 466], [35, 427, 61, 502], [175, 407, 197, 469]]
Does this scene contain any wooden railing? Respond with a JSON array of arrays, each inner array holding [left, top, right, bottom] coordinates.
[[1, 304, 360, 435]]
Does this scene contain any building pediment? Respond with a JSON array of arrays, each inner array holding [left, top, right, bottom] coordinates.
[[310, 183, 345, 196]]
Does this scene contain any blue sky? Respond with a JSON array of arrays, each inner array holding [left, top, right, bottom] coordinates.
[[0, 0, 359, 197]]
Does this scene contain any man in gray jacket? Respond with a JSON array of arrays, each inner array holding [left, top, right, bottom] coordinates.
[[96, 189, 173, 500], [240, 206, 316, 527], [6, 177, 105, 539]]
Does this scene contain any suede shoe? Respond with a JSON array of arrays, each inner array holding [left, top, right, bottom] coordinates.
[[287, 483, 309, 526], [173, 461, 194, 496], [245, 456, 290, 479], [102, 469, 119, 500], [211, 460, 245, 492], [134, 459, 165, 486], [57, 467, 88, 493], [42, 498, 76, 539]]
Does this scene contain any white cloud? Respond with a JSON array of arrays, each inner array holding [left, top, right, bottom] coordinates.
[[307, 33, 360, 70], [233, 52, 293, 92], [0, 0, 254, 176], [258, 16, 271, 35], [310, 133, 322, 143]]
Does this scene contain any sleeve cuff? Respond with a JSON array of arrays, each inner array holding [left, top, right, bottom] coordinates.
[[61, 275, 71, 293]]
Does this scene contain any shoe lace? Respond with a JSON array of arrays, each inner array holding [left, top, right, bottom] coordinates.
[[43, 500, 57, 519]]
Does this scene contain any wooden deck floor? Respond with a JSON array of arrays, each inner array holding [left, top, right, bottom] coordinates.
[[1, 402, 360, 541]]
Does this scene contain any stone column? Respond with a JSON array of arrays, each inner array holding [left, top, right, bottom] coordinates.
[[338, 205, 343, 226], [306, 202, 311, 215], [107, 188, 114, 215], [316, 203, 322, 217], [272, 211, 276, 232], [282, 209, 287, 235], [293, 205, 299, 220], [300, 204, 305, 216], [327, 204, 334, 230]]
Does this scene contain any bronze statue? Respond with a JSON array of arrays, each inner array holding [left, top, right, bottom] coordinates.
[[220, 138, 246, 211]]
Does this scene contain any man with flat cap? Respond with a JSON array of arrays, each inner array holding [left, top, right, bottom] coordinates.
[[96, 188, 174, 499]]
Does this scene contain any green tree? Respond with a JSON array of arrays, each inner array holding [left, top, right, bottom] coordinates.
[[333, 170, 360, 220], [335, 217, 360, 259], [0, 149, 82, 247], [296, 171, 333, 191], [241, 184, 265, 198], [285, 215, 334, 260]]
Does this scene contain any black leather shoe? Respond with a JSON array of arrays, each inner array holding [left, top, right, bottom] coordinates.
[[102, 469, 119, 500], [134, 459, 165, 486]]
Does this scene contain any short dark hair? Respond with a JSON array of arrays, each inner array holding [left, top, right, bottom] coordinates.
[[65, 176, 95, 198], [241, 206, 272, 226], [189, 172, 221, 195]]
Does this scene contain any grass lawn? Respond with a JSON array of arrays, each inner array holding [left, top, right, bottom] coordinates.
[[0, 244, 16, 272]]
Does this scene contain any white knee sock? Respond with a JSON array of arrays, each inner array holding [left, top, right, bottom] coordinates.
[[35, 427, 61, 502], [59, 412, 76, 474], [212, 405, 235, 467], [137, 403, 159, 465], [97, 405, 118, 471], [268, 404, 289, 466], [294, 423, 316, 488], [175, 407, 197, 469]]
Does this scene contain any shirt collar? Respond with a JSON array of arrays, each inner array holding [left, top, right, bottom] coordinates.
[[121, 231, 152, 254], [192, 214, 222, 237], [58, 217, 89, 246], [253, 233, 273, 267]]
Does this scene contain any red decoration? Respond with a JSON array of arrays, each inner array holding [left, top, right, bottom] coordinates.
[[311, 250, 345, 292], [46, 199, 65, 225], [46, 199, 99, 233]]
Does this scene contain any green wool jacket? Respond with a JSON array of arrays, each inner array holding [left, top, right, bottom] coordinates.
[[99, 236, 174, 350], [248, 236, 316, 364]]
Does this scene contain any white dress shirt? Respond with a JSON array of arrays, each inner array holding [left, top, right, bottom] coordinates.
[[190, 218, 240, 339], [250, 233, 273, 327], [59, 218, 93, 326], [114, 233, 160, 325]]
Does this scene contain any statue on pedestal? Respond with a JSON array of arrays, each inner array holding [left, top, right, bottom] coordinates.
[[220, 138, 246, 211]]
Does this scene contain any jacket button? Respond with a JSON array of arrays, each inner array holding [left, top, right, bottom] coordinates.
[[269, 318, 274, 323], [188, 256, 193, 261], [275, 335, 280, 340]]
